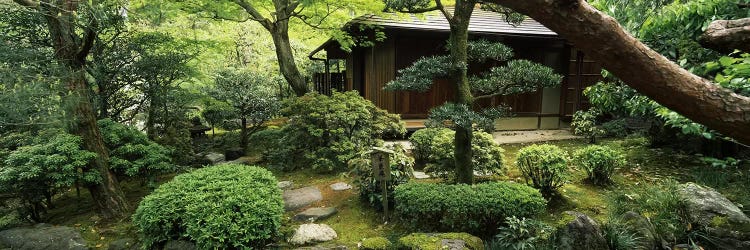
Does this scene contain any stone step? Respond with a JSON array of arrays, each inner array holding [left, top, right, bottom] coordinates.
[[293, 207, 337, 222]]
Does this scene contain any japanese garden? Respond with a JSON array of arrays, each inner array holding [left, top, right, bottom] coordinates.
[[1, 0, 750, 249]]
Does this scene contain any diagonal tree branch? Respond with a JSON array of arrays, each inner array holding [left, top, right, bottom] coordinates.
[[699, 18, 750, 53], [233, 0, 273, 29]]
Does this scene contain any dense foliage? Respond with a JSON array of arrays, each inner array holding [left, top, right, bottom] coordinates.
[[516, 144, 570, 195], [491, 216, 552, 250], [132, 164, 283, 249], [263, 91, 405, 171], [98, 119, 176, 185], [573, 145, 626, 186], [0, 132, 98, 221], [426, 129, 505, 180], [394, 182, 546, 236], [571, 108, 605, 144], [349, 144, 414, 211]]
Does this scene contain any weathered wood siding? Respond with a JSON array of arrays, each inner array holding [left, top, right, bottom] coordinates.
[[364, 39, 397, 113]]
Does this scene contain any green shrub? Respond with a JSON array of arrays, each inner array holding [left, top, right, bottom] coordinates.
[[409, 128, 505, 181], [516, 144, 569, 195], [491, 216, 552, 250], [361, 237, 392, 250], [264, 91, 405, 171], [573, 145, 626, 186], [1, 132, 98, 221], [132, 164, 283, 249], [398, 233, 484, 250], [608, 180, 688, 243], [601, 119, 629, 138], [349, 144, 414, 211], [247, 127, 284, 156], [394, 182, 546, 236], [408, 128, 446, 167], [98, 119, 176, 184], [571, 109, 604, 143]]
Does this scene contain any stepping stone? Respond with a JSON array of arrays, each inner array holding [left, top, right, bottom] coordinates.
[[293, 207, 338, 222], [413, 171, 431, 179], [283, 186, 323, 211], [204, 152, 225, 165], [278, 181, 294, 190], [473, 170, 494, 177], [289, 223, 337, 245], [329, 182, 352, 191]]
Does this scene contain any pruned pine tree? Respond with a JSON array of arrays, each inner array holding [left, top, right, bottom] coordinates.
[[384, 1, 561, 184]]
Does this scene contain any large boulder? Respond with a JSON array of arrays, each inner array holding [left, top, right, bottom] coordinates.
[[678, 183, 750, 249], [553, 211, 608, 250], [107, 238, 139, 250], [204, 152, 225, 165], [619, 211, 663, 250], [288, 224, 337, 245], [398, 233, 484, 250], [0, 224, 88, 250], [283, 186, 323, 211]]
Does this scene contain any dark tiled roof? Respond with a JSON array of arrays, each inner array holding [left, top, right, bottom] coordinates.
[[350, 8, 558, 37]]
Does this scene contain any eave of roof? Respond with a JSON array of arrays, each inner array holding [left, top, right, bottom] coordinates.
[[309, 8, 560, 59]]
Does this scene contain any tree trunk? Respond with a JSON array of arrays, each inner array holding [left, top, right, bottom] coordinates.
[[699, 18, 750, 53], [240, 117, 248, 152], [269, 20, 309, 97], [488, 0, 750, 144], [449, 2, 476, 184], [37, 0, 130, 218]]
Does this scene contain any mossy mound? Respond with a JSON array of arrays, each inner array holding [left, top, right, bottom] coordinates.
[[397, 233, 483, 250], [361, 237, 392, 250]]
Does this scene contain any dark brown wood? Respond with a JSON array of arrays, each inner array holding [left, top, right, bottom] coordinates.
[[700, 18, 750, 53], [487, 0, 750, 144]]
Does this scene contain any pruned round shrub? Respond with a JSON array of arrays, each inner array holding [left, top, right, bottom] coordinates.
[[398, 233, 483, 250], [394, 182, 546, 236], [409, 128, 504, 180], [132, 164, 283, 249], [516, 144, 569, 195], [98, 119, 176, 183], [361, 237, 392, 250], [573, 145, 626, 185]]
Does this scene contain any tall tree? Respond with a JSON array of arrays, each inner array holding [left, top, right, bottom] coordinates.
[[385, 1, 560, 184], [9, 0, 130, 218], [483, 0, 750, 145], [172, 0, 382, 96]]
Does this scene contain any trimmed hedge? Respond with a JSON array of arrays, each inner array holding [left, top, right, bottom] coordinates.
[[132, 164, 283, 249], [516, 144, 569, 195], [394, 182, 546, 236]]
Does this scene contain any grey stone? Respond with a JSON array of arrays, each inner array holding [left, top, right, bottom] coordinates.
[[283, 186, 323, 211], [0, 224, 88, 250], [294, 207, 338, 222], [294, 245, 348, 250], [278, 181, 294, 190], [473, 170, 493, 177], [329, 182, 352, 191], [553, 211, 608, 250], [412, 171, 430, 179], [288, 224, 337, 245], [107, 238, 138, 250], [163, 240, 196, 250], [620, 211, 659, 250], [205, 152, 225, 165], [678, 183, 750, 249], [441, 239, 466, 250]]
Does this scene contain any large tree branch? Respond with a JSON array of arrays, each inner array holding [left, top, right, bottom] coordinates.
[[486, 0, 750, 144], [233, 0, 273, 29], [11, 0, 38, 7], [699, 18, 750, 53]]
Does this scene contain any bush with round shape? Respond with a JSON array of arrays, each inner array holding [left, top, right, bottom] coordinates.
[[409, 128, 505, 181], [408, 128, 447, 167], [394, 182, 546, 236], [516, 144, 569, 195], [98, 119, 176, 183], [132, 164, 283, 249], [573, 145, 626, 186], [361, 237, 392, 250]]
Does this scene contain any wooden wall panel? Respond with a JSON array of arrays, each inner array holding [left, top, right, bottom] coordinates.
[[364, 39, 397, 113]]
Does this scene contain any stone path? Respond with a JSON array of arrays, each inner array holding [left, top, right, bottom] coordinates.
[[329, 182, 352, 191], [289, 224, 337, 245], [293, 207, 337, 222], [283, 186, 323, 211]]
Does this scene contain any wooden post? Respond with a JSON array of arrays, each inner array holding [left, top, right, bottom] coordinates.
[[371, 147, 393, 223]]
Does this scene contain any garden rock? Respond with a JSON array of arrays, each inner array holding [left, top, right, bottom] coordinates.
[[413, 171, 430, 179], [620, 211, 660, 250], [678, 183, 750, 249], [107, 238, 138, 250], [288, 223, 337, 245], [398, 233, 483, 250], [224, 148, 244, 161], [0, 224, 88, 250], [204, 152, 225, 164], [283, 186, 323, 211], [294, 207, 338, 222], [329, 182, 352, 191], [553, 211, 608, 250], [278, 181, 294, 190], [163, 240, 196, 250], [441, 239, 467, 250], [294, 245, 348, 250]]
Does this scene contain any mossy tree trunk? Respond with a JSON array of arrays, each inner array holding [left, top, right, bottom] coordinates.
[[448, 1, 476, 184]]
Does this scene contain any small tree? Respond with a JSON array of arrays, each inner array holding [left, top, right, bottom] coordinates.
[[386, 39, 562, 183], [210, 69, 281, 152], [201, 101, 235, 136]]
